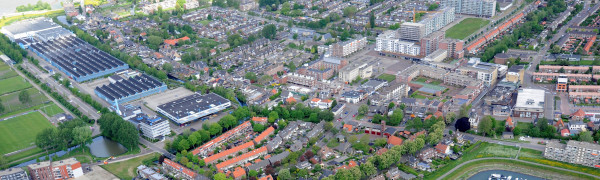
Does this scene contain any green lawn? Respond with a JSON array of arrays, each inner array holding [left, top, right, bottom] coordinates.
[[0, 76, 33, 95], [0, 111, 53, 154], [40, 103, 64, 117], [377, 74, 396, 82], [411, 93, 427, 99], [445, 18, 490, 40], [199, 20, 211, 25], [0, 88, 49, 115], [442, 159, 597, 180], [101, 153, 159, 180], [0, 64, 17, 80]]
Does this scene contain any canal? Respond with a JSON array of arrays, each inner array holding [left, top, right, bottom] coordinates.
[[468, 170, 545, 180]]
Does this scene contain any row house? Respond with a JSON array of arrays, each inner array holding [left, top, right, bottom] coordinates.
[[532, 72, 592, 82], [192, 121, 252, 156]]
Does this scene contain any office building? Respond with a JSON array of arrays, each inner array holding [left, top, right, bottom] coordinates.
[[399, 22, 425, 41], [157, 92, 231, 124], [544, 140, 600, 167], [95, 74, 167, 105], [441, 0, 496, 17], [0, 168, 29, 180], [420, 7, 455, 36], [513, 89, 545, 119], [134, 115, 171, 140], [27, 158, 83, 180]]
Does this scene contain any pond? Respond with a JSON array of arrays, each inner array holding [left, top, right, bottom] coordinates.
[[468, 170, 545, 180], [87, 136, 127, 158]]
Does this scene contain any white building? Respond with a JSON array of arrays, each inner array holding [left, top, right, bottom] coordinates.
[[513, 89, 545, 119], [420, 7, 456, 36], [136, 115, 171, 140], [423, 49, 448, 62], [375, 30, 421, 56], [441, 0, 496, 17], [339, 62, 373, 83], [330, 36, 367, 57]]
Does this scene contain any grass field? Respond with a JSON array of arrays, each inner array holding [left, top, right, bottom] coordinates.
[[199, 20, 211, 25], [40, 103, 64, 117], [101, 153, 159, 180], [0, 10, 64, 28], [445, 18, 490, 40], [377, 74, 396, 82], [0, 88, 49, 115], [442, 159, 597, 180], [0, 76, 33, 95], [0, 111, 53, 155], [0, 64, 18, 80]]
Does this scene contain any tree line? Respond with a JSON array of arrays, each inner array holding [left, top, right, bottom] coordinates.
[[36, 119, 92, 155], [97, 113, 140, 150], [0, 34, 27, 63]]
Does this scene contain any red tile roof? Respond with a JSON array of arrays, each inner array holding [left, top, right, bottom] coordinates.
[[387, 135, 403, 146], [433, 111, 443, 118], [216, 146, 267, 170], [232, 167, 246, 179], [264, 155, 271, 159], [311, 98, 321, 102], [254, 126, 274, 143], [376, 148, 388, 155], [572, 109, 585, 117], [506, 116, 514, 126], [424, 115, 433, 120], [286, 97, 296, 103], [203, 141, 255, 164], [192, 121, 252, 155], [163, 159, 197, 178], [435, 143, 449, 154], [343, 124, 353, 132], [561, 128, 570, 136], [252, 117, 268, 123], [259, 175, 274, 180]]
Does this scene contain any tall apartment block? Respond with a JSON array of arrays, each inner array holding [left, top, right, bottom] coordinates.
[[399, 22, 425, 41], [420, 7, 455, 36], [439, 39, 465, 59], [27, 158, 83, 180], [441, 0, 496, 17], [330, 36, 367, 57], [420, 31, 445, 56], [544, 140, 600, 168], [376, 30, 421, 56]]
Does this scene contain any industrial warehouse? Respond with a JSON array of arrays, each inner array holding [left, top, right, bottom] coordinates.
[[157, 92, 231, 124], [1, 18, 129, 82], [94, 73, 167, 105]]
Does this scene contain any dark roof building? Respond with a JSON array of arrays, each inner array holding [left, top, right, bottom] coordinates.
[[157, 93, 231, 124], [95, 74, 167, 105]]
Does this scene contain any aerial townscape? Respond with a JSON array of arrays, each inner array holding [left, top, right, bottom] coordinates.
[[1, 0, 600, 180]]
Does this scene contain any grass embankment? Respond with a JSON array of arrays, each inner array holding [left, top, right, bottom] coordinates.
[[101, 153, 160, 180], [443, 159, 597, 180], [445, 18, 490, 40]]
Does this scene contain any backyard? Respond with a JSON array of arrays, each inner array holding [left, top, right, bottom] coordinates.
[[0, 112, 53, 154], [445, 18, 490, 40]]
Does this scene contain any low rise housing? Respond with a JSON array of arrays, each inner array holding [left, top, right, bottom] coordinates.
[[162, 159, 197, 179]]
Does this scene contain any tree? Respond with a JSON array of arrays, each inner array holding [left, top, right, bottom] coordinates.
[[374, 138, 387, 147], [360, 162, 377, 177], [324, 122, 333, 132], [18, 90, 31, 105], [147, 35, 163, 50], [459, 104, 471, 118], [309, 112, 318, 122], [330, 99, 337, 109], [72, 126, 92, 153], [249, 170, 258, 177], [208, 123, 222, 136], [579, 131, 594, 142], [478, 116, 494, 137], [278, 168, 293, 180], [162, 63, 173, 73], [343, 6, 358, 17], [369, 12, 375, 28], [428, 3, 439, 11], [388, 110, 403, 126], [388, 102, 395, 110], [446, 112, 456, 125], [268, 111, 279, 123], [262, 24, 277, 40], [214, 173, 228, 180], [178, 139, 190, 151], [358, 104, 369, 115], [245, 72, 258, 82], [36, 128, 59, 154]]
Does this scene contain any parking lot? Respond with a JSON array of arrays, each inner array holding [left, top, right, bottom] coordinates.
[[141, 87, 194, 111]]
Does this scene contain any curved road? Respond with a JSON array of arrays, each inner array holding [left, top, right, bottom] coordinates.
[[436, 157, 600, 180]]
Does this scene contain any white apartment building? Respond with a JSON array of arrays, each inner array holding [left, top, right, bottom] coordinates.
[[420, 7, 455, 36], [375, 30, 421, 56], [441, 0, 496, 17], [399, 22, 425, 41], [544, 140, 600, 167], [339, 62, 373, 83]]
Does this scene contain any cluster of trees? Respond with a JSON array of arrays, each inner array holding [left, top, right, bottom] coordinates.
[[281, 2, 304, 17], [480, 0, 566, 61], [298, 13, 342, 29], [16, 0, 51, 12], [213, 0, 240, 9], [97, 113, 140, 150], [0, 34, 27, 63], [477, 116, 507, 137], [35, 119, 91, 155], [406, 115, 444, 131], [251, 103, 335, 123], [18, 90, 31, 105], [258, 0, 285, 8], [343, 6, 358, 17], [372, 110, 403, 126], [427, 3, 439, 11]]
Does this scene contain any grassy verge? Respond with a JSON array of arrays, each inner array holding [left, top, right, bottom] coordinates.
[[443, 159, 597, 180], [5, 147, 43, 162], [0, 10, 64, 28], [101, 153, 160, 180], [518, 157, 600, 177], [445, 18, 490, 40]]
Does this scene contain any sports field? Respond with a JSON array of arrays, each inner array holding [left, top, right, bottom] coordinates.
[[0, 111, 53, 155], [0, 76, 32, 95], [0, 63, 17, 80], [445, 18, 490, 40], [377, 74, 396, 82], [40, 103, 64, 117]]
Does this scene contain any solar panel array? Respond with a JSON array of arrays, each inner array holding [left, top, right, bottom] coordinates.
[[95, 74, 165, 101], [29, 36, 127, 79]]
